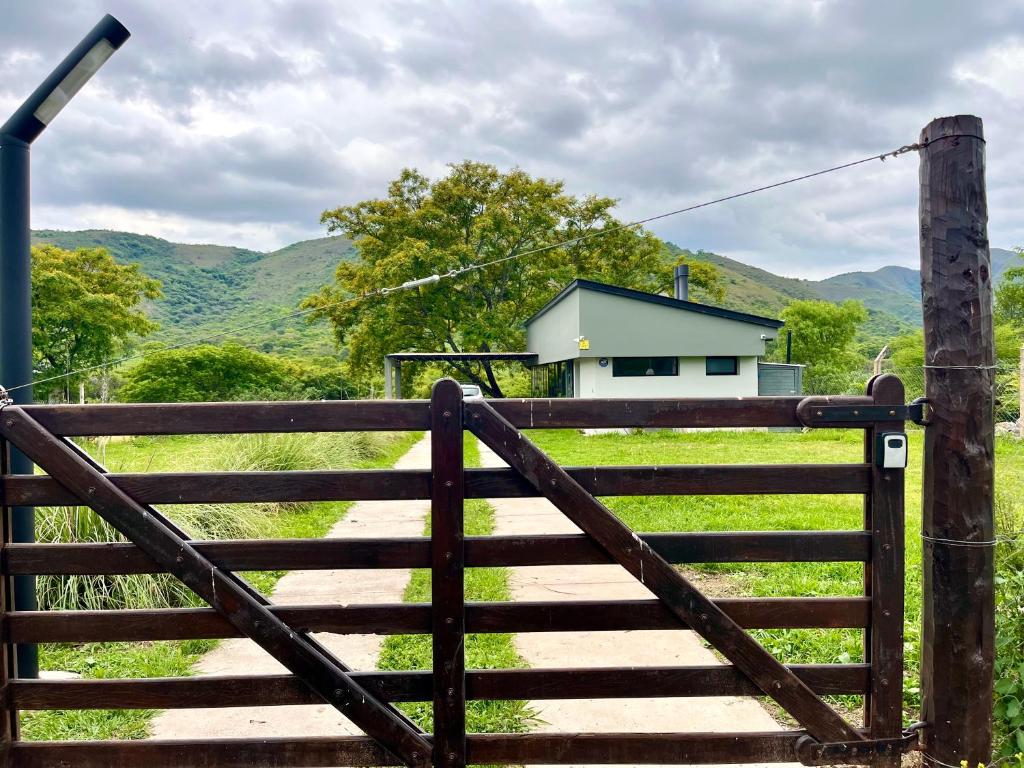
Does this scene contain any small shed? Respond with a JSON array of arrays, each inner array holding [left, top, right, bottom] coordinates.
[[525, 273, 783, 399], [756, 362, 805, 396]]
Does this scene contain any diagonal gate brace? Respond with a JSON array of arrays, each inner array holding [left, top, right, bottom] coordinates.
[[0, 407, 432, 767], [466, 400, 865, 746]]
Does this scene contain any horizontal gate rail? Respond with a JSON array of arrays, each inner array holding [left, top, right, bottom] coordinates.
[[8, 732, 816, 767], [5, 597, 870, 643], [4, 530, 871, 574], [2, 463, 872, 505], [17, 394, 884, 435], [11, 665, 870, 710]]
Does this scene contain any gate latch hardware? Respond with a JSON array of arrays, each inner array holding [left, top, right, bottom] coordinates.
[[795, 723, 925, 766], [797, 401, 928, 427]]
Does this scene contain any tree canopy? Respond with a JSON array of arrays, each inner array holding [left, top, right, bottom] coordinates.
[[119, 344, 354, 403], [996, 247, 1024, 329], [31, 244, 162, 402], [303, 161, 671, 397], [774, 299, 868, 391]]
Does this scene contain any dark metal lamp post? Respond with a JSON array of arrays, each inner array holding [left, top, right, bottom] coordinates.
[[0, 14, 130, 678]]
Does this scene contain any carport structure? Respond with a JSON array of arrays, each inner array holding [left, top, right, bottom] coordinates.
[[383, 352, 537, 398]]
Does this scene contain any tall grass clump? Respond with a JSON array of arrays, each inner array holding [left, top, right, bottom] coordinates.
[[995, 491, 1024, 756], [36, 432, 400, 611], [35, 501, 264, 611], [205, 431, 386, 473]]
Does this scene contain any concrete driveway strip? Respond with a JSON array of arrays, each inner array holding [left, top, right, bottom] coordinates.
[[149, 434, 433, 741], [476, 439, 801, 768]]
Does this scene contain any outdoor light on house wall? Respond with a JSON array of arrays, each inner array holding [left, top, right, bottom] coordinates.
[[0, 13, 131, 679]]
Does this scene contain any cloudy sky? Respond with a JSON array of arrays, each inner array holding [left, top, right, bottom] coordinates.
[[2, 1, 1022, 278]]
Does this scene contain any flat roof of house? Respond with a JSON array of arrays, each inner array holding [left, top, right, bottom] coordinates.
[[385, 352, 538, 363], [526, 278, 784, 329]]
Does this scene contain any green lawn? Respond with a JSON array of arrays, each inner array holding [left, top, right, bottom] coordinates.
[[528, 427, 1024, 736], [20, 430, 422, 741]]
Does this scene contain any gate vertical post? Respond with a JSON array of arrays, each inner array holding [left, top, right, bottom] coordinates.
[[863, 374, 905, 765], [430, 379, 466, 768], [919, 115, 995, 765], [0, 438, 17, 765]]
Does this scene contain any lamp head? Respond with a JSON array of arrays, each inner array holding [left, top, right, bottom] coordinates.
[[0, 14, 130, 145]]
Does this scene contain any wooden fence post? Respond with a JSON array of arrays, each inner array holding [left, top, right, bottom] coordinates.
[[919, 115, 995, 765], [431, 379, 466, 768]]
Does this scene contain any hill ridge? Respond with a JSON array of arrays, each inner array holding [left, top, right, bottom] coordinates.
[[30, 229, 1018, 354]]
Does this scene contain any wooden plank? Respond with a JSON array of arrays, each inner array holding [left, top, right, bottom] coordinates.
[[4, 531, 871, 575], [0, 407, 431, 767], [863, 375, 906, 765], [430, 380, 466, 768], [0, 439, 16, 760], [10, 731, 811, 767], [487, 397, 871, 429], [10, 665, 869, 710], [466, 400, 863, 744], [5, 597, 870, 643], [3, 463, 872, 506], [17, 396, 884, 436], [20, 399, 431, 435], [919, 115, 996, 767]]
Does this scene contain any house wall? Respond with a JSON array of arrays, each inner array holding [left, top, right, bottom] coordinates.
[[577, 290, 774, 358], [526, 289, 581, 365], [576, 355, 760, 398]]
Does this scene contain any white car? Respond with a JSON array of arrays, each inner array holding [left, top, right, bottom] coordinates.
[[459, 384, 483, 399]]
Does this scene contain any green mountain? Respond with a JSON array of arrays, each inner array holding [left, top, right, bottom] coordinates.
[[30, 229, 1019, 357], [675, 245, 1019, 342], [31, 229, 357, 355]]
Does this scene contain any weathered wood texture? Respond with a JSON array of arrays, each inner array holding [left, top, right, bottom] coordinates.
[[17, 395, 881, 435], [430, 380, 466, 768], [862, 375, 905, 764], [0, 407, 431, 767], [4, 530, 871, 575], [0, 439, 15, 764], [5, 597, 870, 643], [467, 400, 863, 745], [2, 463, 871, 506], [919, 115, 995, 766], [11, 665, 869, 710], [9, 732, 813, 767]]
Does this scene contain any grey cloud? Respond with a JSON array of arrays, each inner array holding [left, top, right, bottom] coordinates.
[[2, 0, 1022, 275]]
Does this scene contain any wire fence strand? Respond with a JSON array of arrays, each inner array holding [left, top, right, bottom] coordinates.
[[5, 140, 927, 395]]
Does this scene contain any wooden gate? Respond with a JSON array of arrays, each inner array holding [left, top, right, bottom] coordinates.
[[0, 375, 919, 766]]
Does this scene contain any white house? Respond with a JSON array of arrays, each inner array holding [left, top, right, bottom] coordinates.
[[526, 268, 790, 398]]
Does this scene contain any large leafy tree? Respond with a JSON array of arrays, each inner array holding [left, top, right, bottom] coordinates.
[[120, 344, 288, 402], [304, 161, 665, 397], [31, 245, 162, 402], [774, 299, 868, 392]]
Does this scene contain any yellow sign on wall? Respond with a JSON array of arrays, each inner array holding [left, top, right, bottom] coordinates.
[[578, 338, 590, 350]]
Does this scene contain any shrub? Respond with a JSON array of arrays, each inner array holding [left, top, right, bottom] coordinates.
[[996, 492, 1024, 755]]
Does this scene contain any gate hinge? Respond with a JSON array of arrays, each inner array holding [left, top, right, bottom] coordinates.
[[797, 400, 928, 427], [795, 723, 926, 766]]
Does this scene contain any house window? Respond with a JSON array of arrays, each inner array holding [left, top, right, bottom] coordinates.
[[612, 357, 678, 377], [706, 356, 739, 376], [531, 361, 574, 397]]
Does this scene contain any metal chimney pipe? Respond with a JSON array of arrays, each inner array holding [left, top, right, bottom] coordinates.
[[673, 264, 689, 301]]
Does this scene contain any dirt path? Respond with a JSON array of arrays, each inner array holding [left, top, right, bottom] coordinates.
[[477, 440, 799, 768], [149, 434, 432, 740]]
